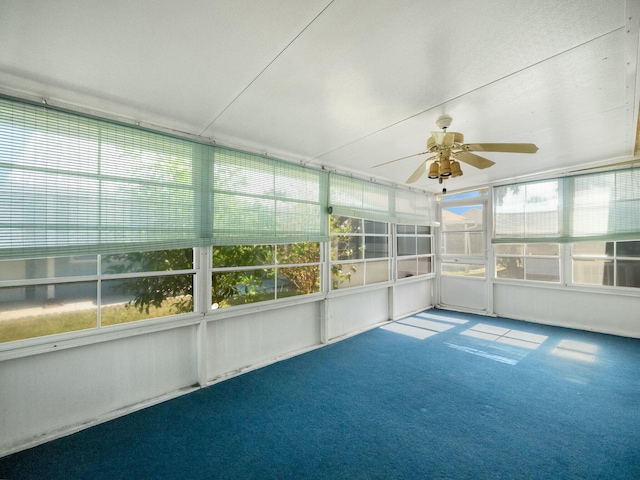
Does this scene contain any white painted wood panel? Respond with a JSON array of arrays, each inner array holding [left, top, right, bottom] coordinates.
[[206, 302, 320, 382], [494, 283, 640, 338], [328, 288, 389, 340], [393, 279, 432, 319], [0, 325, 198, 455], [440, 276, 487, 313]]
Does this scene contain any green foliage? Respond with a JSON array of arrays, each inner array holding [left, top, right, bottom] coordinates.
[[211, 244, 272, 267], [106, 248, 194, 314], [107, 245, 276, 313], [212, 245, 273, 306], [330, 216, 360, 288], [276, 243, 320, 294], [106, 216, 363, 314]]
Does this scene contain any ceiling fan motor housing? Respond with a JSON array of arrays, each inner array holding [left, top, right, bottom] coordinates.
[[427, 132, 464, 151], [435, 114, 453, 130]]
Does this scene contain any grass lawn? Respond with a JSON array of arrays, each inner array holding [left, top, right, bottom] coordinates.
[[0, 299, 185, 344], [0, 289, 307, 344]]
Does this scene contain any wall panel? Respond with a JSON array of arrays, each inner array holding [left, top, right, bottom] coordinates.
[[0, 325, 198, 454], [493, 283, 640, 338], [328, 288, 389, 340], [206, 302, 321, 382], [393, 279, 432, 319]]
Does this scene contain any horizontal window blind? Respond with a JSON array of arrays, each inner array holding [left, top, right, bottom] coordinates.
[[0, 96, 438, 260], [493, 179, 562, 242], [0, 97, 335, 260], [570, 169, 640, 241], [395, 188, 435, 225], [329, 173, 434, 225], [209, 147, 328, 245], [493, 169, 640, 243], [329, 174, 395, 222], [0, 99, 202, 260]]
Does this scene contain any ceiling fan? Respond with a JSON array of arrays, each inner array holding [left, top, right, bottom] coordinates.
[[374, 115, 539, 184]]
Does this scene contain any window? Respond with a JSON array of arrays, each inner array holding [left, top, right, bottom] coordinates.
[[0, 97, 329, 262], [441, 205, 484, 256], [493, 180, 560, 242], [572, 240, 640, 288], [330, 216, 390, 289], [396, 224, 433, 278], [493, 169, 640, 244], [495, 243, 560, 282], [0, 248, 196, 343], [0, 97, 440, 346], [210, 243, 321, 308], [440, 204, 485, 277]]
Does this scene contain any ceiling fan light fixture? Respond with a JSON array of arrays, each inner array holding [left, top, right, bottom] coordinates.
[[374, 116, 537, 185], [450, 160, 463, 177], [439, 158, 452, 177], [428, 161, 440, 179]]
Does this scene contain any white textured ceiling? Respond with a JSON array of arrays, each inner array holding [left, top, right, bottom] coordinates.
[[1, 0, 638, 194]]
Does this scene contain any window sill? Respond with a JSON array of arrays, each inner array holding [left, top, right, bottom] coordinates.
[[0, 311, 203, 362], [492, 278, 640, 297]]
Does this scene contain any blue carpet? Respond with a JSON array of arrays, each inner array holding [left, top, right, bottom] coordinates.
[[2, 310, 640, 479]]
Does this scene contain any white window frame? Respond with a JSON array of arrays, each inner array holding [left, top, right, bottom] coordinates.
[[395, 224, 434, 280], [571, 240, 640, 290], [494, 243, 561, 283], [329, 216, 392, 290]]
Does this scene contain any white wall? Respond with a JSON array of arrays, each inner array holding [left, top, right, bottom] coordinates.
[[4, 274, 638, 457], [327, 287, 389, 340], [440, 275, 486, 312], [0, 325, 198, 455], [206, 301, 321, 382], [493, 283, 640, 338], [393, 278, 433, 319], [0, 283, 434, 456]]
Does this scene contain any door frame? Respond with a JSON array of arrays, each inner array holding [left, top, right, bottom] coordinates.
[[436, 190, 493, 314]]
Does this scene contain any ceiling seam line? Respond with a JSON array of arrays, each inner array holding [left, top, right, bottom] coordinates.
[[305, 26, 626, 165], [198, 0, 336, 137]]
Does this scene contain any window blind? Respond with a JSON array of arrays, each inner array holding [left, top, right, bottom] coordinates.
[[0, 96, 438, 260], [395, 187, 435, 225], [329, 173, 434, 225], [209, 147, 329, 245], [329, 174, 394, 222], [0, 97, 329, 260], [493, 179, 562, 242], [570, 169, 640, 241], [0, 98, 203, 260], [493, 169, 640, 243]]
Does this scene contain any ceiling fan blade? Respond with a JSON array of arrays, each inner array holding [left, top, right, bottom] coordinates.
[[463, 143, 538, 154], [406, 161, 428, 184], [455, 151, 496, 169], [372, 151, 429, 168]]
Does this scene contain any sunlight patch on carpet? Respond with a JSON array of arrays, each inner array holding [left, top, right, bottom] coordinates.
[[381, 322, 439, 340], [553, 339, 598, 362], [399, 317, 456, 332], [382, 316, 459, 340], [417, 312, 469, 324], [461, 323, 548, 350]]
